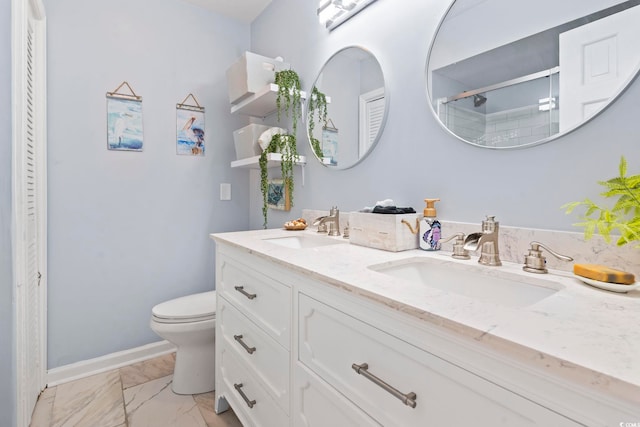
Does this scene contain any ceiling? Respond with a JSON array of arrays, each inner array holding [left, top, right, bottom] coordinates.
[[182, 0, 273, 23]]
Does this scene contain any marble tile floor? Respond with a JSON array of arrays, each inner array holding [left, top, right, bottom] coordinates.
[[30, 353, 242, 427]]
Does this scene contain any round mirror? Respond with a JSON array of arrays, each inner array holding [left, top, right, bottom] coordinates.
[[426, 0, 640, 149], [307, 46, 387, 169]]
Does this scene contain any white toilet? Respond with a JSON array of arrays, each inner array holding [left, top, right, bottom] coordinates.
[[150, 291, 216, 395]]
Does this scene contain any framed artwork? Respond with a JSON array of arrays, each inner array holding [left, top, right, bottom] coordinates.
[[267, 179, 291, 211], [106, 82, 143, 151], [176, 93, 205, 156], [322, 123, 338, 166]]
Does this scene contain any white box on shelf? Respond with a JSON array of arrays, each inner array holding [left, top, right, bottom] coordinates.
[[227, 52, 290, 105], [233, 124, 271, 160], [349, 212, 422, 252]]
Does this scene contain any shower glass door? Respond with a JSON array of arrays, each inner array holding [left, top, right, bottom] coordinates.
[[437, 70, 559, 148]]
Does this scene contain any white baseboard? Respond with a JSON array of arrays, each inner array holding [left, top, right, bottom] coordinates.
[[47, 340, 177, 387]]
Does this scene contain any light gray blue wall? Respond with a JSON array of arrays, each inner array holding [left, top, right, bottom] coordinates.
[[0, 2, 15, 426], [324, 55, 359, 164], [249, 0, 640, 232], [45, 0, 251, 368], [360, 55, 384, 94]]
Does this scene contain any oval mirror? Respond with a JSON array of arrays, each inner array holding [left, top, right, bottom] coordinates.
[[426, 0, 640, 149], [307, 46, 387, 169]]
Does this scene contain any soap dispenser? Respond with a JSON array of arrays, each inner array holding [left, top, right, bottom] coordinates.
[[420, 198, 442, 251]]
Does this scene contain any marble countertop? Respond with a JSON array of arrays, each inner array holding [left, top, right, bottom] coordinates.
[[210, 228, 640, 405]]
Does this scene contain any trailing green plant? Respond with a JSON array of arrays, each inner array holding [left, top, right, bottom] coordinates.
[[258, 69, 304, 228], [259, 133, 298, 228], [563, 156, 640, 247], [274, 70, 302, 134], [307, 86, 328, 159]]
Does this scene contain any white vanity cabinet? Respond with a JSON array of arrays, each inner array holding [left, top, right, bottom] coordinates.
[[297, 292, 578, 426], [212, 238, 638, 427], [215, 248, 291, 427]]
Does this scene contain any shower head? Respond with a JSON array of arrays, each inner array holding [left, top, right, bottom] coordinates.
[[473, 94, 487, 107]]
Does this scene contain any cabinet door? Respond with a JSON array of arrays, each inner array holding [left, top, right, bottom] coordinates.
[[298, 293, 579, 427], [218, 341, 289, 427], [293, 362, 381, 427], [218, 296, 290, 415], [218, 255, 291, 349]]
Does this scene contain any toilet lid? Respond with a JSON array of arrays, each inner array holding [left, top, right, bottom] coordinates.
[[152, 291, 216, 322]]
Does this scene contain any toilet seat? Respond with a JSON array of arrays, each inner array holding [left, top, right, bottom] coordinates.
[[152, 291, 216, 324]]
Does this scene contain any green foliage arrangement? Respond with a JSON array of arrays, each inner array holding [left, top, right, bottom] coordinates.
[[307, 86, 328, 159], [259, 133, 298, 229], [259, 69, 303, 228], [563, 156, 640, 247], [274, 70, 302, 134]]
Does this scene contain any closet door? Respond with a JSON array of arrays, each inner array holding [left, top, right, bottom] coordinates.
[[13, 0, 47, 425], [358, 87, 385, 156]]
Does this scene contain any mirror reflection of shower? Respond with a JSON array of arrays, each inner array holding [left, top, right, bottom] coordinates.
[[429, 1, 640, 149], [437, 68, 559, 148]]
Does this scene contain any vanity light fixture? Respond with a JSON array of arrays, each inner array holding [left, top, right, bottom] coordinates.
[[318, 0, 379, 31]]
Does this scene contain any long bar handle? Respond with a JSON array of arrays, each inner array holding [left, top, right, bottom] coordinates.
[[352, 363, 417, 408], [234, 383, 256, 408], [234, 334, 256, 354], [234, 285, 257, 300]]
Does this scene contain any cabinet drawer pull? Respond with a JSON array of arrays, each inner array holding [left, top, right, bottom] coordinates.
[[352, 362, 417, 408], [233, 334, 256, 354], [234, 383, 256, 408], [234, 286, 257, 300]]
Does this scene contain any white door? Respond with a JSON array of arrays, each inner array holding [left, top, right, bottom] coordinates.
[[358, 87, 385, 157], [559, 5, 640, 132], [12, 0, 47, 425]]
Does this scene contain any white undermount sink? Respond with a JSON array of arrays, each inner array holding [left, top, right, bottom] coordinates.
[[263, 234, 347, 249], [369, 257, 562, 308]]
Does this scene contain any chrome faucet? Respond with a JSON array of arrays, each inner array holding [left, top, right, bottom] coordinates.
[[463, 215, 501, 266], [440, 232, 470, 260], [313, 206, 340, 236], [523, 241, 573, 274]]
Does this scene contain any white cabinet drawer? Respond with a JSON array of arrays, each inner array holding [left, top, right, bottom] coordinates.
[[298, 293, 579, 427], [218, 341, 289, 427], [293, 362, 381, 427], [218, 295, 290, 415], [218, 255, 291, 349]]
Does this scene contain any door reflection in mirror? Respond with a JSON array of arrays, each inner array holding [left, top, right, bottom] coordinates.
[[427, 0, 640, 149]]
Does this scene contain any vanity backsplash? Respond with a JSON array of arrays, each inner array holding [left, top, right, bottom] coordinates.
[[301, 209, 640, 276]]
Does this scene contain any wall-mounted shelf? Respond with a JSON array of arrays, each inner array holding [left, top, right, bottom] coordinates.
[[231, 84, 308, 118], [230, 152, 307, 169]]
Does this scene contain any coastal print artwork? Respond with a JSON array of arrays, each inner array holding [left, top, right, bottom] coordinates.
[[321, 126, 338, 166], [267, 179, 290, 211], [176, 108, 205, 156], [107, 97, 144, 151]]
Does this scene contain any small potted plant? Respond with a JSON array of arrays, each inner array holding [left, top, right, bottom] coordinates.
[[564, 156, 640, 247], [259, 69, 303, 228]]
